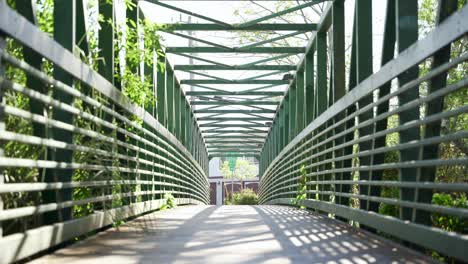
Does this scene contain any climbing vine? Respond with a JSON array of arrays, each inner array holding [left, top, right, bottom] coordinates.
[[292, 165, 307, 209], [1, 0, 167, 234]]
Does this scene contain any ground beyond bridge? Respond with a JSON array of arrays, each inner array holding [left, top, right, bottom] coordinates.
[[31, 205, 430, 264]]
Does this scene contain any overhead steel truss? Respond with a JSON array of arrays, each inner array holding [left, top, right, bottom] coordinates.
[[141, 0, 327, 157], [1, 1, 467, 262]]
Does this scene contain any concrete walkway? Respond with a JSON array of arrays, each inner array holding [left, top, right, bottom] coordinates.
[[32, 205, 433, 264]]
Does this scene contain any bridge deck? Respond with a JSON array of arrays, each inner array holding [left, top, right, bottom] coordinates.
[[32, 205, 432, 264]]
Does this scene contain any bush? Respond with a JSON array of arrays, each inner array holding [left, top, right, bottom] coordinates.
[[231, 188, 259, 205], [159, 193, 176, 210]]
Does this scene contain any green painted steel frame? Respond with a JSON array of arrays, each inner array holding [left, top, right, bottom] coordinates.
[[2, 0, 467, 261], [0, 2, 210, 261], [258, 1, 468, 261]]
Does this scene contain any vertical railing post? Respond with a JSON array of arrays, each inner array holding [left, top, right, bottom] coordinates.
[[174, 80, 181, 140], [184, 101, 189, 148], [296, 69, 305, 132], [305, 48, 315, 125], [283, 98, 289, 199], [272, 123, 278, 161], [316, 31, 327, 202], [416, 0, 458, 225], [15, 0, 49, 224], [126, 0, 139, 204], [354, 0, 377, 215], [157, 55, 167, 127], [288, 82, 296, 141], [371, 0, 396, 219], [43, 0, 76, 223], [304, 46, 316, 202], [140, 9, 155, 203], [98, 0, 115, 208], [188, 110, 193, 154], [331, 0, 346, 216], [396, 0, 419, 221], [17, 0, 46, 144], [315, 33, 327, 117], [284, 95, 290, 146], [165, 63, 175, 195], [181, 96, 187, 146], [166, 64, 174, 134], [341, 11, 357, 211], [288, 82, 297, 199], [156, 53, 166, 199], [0, 29, 5, 237], [98, 0, 114, 83]]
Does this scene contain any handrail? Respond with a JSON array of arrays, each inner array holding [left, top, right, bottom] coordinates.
[[0, 2, 209, 263], [259, 4, 468, 261]]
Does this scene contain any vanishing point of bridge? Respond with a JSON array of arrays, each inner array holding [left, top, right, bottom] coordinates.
[[0, 0, 467, 263]]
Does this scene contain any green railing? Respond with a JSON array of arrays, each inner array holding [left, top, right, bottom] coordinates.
[[0, 2, 209, 263], [260, 2, 468, 261]]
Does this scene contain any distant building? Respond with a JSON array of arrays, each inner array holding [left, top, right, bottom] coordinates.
[[208, 157, 259, 205]]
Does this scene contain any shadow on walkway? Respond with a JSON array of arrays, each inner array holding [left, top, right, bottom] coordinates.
[[31, 205, 433, 264]]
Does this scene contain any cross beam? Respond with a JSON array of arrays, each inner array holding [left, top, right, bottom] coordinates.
[[209, 150, 260, 154], [203, 129, 268, 133], [166, 47, 305, 54], [187, 91, 284, 96], [206, 141, 263, 144], [181, 79, 288, 85], [208, 146, 261, 149], [200, 124, 270, 128], [209, 154, 259, 158], [162, 23, 317, 31], [204, 135, 265, 139], [198, 117, 273, 121], [194, 109, 276, 114], [174, 65, 296, 71], [191, 101, 279, 106]]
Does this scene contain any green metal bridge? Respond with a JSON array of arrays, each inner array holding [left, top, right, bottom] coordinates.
[[0, 0, 467, 263]]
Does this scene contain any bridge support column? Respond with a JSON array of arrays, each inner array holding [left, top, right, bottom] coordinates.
[[396, 0, 420, 222], [42, 0, 76, 224], [0, 28, 5, 237]]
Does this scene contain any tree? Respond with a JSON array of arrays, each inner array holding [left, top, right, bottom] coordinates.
[[233, 158, 258, 190], [220, 158, 258, 202], [233, 1, 327, 65], [220, 160, 234, 199]]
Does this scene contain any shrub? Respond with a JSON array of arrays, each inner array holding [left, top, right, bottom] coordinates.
[[293, 165, 307, 209], [159, 193, 176, 210], [431, 193, 467, 232], [231, 189, 259, 205]]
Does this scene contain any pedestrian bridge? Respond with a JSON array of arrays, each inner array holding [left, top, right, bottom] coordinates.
[[0, 0, 467, 263], [30, 206, 431, 264]]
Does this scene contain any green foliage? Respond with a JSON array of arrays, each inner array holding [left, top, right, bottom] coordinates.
[[378, 115, 400, 217], [1, 0, 168, 234], [159, 193, 176, 211], [112, 219, 126, 228], [234, 159, 258, 180], [114, 17, 165, 108], [36, 0, 54, 36], [431, 193, 467, 263], [432, 193, 467, 232], [221, 158, 257, 181], [221, 158, 257, 202], [292, 165, 307, 209], [230, 189, 259, 205], [220, 160, 233, 179]]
